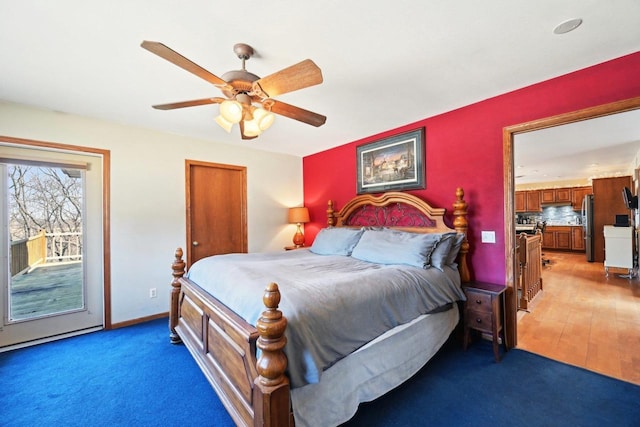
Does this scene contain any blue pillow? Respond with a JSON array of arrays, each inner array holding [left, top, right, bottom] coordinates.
[[310, 227, 364, 256], [446, 233, 465, 266], [428, 232, 457, 271], [350, 229, 442, 268]]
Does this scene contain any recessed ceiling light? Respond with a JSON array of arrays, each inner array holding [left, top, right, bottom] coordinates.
[[553, 18, 583, 35]]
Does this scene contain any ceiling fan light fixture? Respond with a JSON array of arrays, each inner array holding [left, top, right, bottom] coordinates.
[[253, 107, 275, 131], [219, 99, 243, 123], [215, 115, 234, 133], [243, 118, 263, 137]]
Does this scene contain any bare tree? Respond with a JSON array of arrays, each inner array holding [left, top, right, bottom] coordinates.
[[8, 165, 83, 260]]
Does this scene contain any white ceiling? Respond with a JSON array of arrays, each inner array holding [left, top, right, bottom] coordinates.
[[1, 1, 639, 158], [514, 109, 640, 186]]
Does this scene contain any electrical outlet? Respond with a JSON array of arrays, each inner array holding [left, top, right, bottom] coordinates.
[[149, 288, 157, 298]]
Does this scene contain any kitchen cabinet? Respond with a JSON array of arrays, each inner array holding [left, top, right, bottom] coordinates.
[[571, 186, 592, 210], [517, 186, 592, 212], [572, 227, 585, 251], [542, 225, 582, 251], [515, 191, 526, 212], [516, 190, 542, 213], [526, 191, 541, 211], [541, 188, 571, 204]]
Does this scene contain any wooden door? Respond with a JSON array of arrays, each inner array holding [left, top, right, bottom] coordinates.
[[186, 160, 247, 268], [592, 176, 632, 263]]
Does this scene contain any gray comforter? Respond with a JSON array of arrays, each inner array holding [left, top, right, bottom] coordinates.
[[186, 249, 465, 389]]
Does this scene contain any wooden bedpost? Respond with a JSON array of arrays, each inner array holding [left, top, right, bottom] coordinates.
[[169, 247, 185, 344], [254, 283, 291, 427], [452, 187, 471, 282], [327, 199, 335, 226]]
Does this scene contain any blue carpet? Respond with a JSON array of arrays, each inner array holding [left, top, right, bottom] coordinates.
[[0, 318, 234, 427], [1, 318, 639, 427]]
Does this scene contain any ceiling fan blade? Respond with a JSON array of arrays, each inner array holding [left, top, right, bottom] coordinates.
[[141, 41, 230, 89], [252, 59, 323, 98], [239, 121, 258, 140], [268, 100, 326, 127], [152, 97, 225, 110]]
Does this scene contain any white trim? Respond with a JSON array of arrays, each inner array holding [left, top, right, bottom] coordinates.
[[0, 325, 103, 353]]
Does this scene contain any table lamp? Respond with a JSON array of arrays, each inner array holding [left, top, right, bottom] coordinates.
[[288, 207, 310, 247]]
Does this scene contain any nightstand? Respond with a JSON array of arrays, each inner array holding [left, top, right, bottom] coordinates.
[[462, 281, 507, 362]]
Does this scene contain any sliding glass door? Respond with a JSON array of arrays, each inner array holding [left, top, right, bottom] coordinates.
[[0, 146, 104, 348]]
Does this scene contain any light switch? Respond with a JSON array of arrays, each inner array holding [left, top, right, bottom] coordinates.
[[481, 231, 496, 243]]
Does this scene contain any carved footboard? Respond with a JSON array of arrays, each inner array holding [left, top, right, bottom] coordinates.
[[518, 233, 544, 310], [170, 249, 291, 427]]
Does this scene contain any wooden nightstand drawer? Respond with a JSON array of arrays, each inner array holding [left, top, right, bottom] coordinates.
[[464, 291, 492, 313], [462, 281, 507, 362], [465, 310, 493, 333]]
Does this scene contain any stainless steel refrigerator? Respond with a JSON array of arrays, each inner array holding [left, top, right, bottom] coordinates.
[[582, 194, 595, 262]]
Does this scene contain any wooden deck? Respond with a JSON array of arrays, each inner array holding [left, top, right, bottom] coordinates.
[[10, 262, 83, 321]]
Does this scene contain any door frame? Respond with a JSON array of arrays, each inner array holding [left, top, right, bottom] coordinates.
[[502, 96, 640, 348], [0, 135, 112, 329]]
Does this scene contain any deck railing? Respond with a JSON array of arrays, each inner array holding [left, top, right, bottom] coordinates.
[[10, 231, 82, 276]]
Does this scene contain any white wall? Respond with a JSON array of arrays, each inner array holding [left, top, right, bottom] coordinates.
[[0, 101, 303, 323]]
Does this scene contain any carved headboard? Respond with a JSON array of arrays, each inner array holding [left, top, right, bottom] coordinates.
[[325, 189, 470, 282]]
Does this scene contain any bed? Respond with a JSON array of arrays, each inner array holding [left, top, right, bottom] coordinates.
[[169, 188, 471, 427]]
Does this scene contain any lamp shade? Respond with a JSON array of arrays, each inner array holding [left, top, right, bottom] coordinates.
[[288, 207, 310, 224], [242, 117, 262, 137], [215, 115, 233, 133], [253, 107, 275, 131], [219, 99, 243, 124]]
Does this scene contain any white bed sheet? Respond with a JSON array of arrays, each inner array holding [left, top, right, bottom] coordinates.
[[290, 304, 459, 427]]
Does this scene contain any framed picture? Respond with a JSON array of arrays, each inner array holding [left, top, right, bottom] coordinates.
[[356, 128, 425, 194]]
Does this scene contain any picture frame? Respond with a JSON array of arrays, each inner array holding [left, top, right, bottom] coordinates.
[[356, 128, 425, 194]]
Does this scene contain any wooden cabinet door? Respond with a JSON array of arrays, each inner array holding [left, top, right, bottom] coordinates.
[[542, 231, 555, 249], [526, 191, 541, 212], [571, 187, 592, 210], [572, 227, 585, 251], [556, 230, 572, 250], [541, 189, 555, 203], [515, 192, 526, 212], [555, 188, 571, 202]]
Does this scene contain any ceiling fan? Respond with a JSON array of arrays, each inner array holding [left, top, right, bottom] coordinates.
[[141, 40, 326, 140]]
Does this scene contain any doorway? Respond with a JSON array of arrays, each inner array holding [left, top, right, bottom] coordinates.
[[0, 137, 111, 349], [185, 160, 247, 268], [503, 96, 640, 349]]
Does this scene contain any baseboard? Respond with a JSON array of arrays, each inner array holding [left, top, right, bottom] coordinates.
[[110, 312, 169, 329]]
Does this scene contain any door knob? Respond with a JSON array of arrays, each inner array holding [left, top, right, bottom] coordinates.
[[193, 241, 199, 246]]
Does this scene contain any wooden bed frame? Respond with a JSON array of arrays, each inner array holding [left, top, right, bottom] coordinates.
[[169, 188, 470, 427]]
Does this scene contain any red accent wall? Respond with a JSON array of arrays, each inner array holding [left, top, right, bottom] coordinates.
[[303, 51, 640, 284]]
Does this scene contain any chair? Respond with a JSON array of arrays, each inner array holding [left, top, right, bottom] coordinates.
[[537, 221, 550, 266]]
